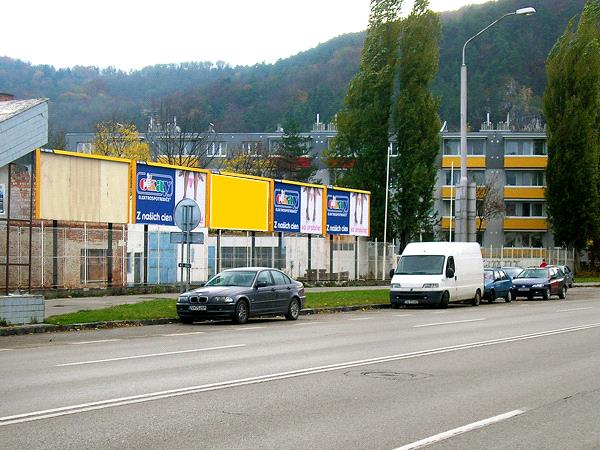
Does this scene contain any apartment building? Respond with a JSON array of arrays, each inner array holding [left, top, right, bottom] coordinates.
[[436, 122, 551, 249]]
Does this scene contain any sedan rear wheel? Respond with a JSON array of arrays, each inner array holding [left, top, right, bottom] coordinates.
[[488, 290, 495, 304], [285, 298, 300, 320], [559, 286, 567, 300], [233, 300, 249, 324]]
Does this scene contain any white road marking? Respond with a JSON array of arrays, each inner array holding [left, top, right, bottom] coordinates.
[[394, 409, 526, 449], [233, 326, 266, 331], [161, 332, 206, 337], [414, 318, 485, 328], [294, 322, 319, 326], [56, 344, 246, 367], [68, 339, 122, 345], [349, 318, 373, 321], [0, 349, 12, 352], [394, 314, 413, 317], [556, 307, 593, 313], [432, 311, 449, 314], [5, 322, 600, 426]]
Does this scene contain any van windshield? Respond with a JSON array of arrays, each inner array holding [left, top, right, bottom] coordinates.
[[395, 255, 445, 275]]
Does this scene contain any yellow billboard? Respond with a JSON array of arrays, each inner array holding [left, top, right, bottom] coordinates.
[[36, 150, 131, 223], [210, 173, 272, 231]]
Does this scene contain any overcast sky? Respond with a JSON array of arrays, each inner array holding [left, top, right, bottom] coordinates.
[[4, 0, 491, 71]]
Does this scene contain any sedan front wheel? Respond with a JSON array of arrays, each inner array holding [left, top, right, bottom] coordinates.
[[559, 286, 567, 300], [233, 300, 249, 324]]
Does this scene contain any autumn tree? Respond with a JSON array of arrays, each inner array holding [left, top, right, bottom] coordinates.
[[93, 121, 150, 160], [543, 0, 600, 261], [475, 172, 505, 235], [331, 0, 403, 240], [272, 119, 317, 182], [389, 0, 442, 250], [145, 102, 216, 168], [222, 145, 278, 178]]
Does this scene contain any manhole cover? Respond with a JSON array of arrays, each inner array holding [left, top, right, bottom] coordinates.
[[344, 370, 431, 381]]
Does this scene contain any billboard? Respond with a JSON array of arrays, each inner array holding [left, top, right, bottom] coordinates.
[[37, 150, 130, 223], [326, 188, 350, 235], [326, 187, 370, 236], [349, 191, 370, 236], [273, 181, 324, 234], [134, 163, 208, 229], [210, 173, 271, 231]]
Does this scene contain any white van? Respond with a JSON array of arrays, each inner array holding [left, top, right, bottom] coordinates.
[[390, 242, 484, 308]]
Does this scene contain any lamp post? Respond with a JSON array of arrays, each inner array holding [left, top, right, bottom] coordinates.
[[455, 6, 536, 242], [382, 142, 392, 280]]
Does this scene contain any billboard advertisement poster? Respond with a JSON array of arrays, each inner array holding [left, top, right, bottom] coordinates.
[[300, 185, 324, 234], [326, 188, 350, 235], [175, 169, 207, 228], [135, 164, 176, 225], [349, 192, 370, 236], [273, 182, 301, 233]]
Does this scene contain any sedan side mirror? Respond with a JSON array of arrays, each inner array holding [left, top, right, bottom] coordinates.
[[446, 268, 455, 278], [255, 281, 268, 289]]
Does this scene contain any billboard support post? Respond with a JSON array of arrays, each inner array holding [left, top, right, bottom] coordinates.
[[143, 225, 148, 286], [329, 235, 334, 280], [307, 234, 312, 281]]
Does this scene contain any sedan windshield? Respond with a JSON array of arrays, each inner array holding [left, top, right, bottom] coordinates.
[[395, 255, 445, 275], [518, 268, 549, 279], [205, 270, 257, 287]]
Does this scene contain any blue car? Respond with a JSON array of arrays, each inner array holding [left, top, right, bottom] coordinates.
[[483, 269, 513, 303]]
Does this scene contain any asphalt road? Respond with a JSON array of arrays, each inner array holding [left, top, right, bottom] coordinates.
[[1, 287, 600, 449]]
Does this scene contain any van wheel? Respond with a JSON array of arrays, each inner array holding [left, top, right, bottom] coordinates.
[[471, 290, 481, 306], [439, 291, 449, 309]]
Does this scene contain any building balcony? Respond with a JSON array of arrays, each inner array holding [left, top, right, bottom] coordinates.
[[503, 217, 548, 231], [504, 155, 547, 169], [503, 186, 545, 200], [442, 156, 486, 169], [440, 217, 486, 230]]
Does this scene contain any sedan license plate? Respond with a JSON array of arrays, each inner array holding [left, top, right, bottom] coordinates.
[[189, 305, 207, 311], [404, 300, 419, 305], [518, 288, 530, 292]]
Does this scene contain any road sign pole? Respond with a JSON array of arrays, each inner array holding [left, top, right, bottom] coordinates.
[[186, 205, 192, 292]]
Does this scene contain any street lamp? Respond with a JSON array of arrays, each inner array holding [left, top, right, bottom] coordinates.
[[382, 142, 392, 280], [455, 6, 536, 242]]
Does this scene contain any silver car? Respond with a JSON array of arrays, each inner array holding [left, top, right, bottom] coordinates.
[[176, 267, 306, 324]]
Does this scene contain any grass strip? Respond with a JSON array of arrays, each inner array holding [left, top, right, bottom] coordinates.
[[45, 290, 390, 325]]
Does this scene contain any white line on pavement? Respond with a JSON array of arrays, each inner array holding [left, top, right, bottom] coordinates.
[[55, 344, 246, 367], [161, 332, 206, 337], [394, 314, 413, 317], [233, 326, 266, 331], [68, 339, 122, 345], [294, 322, 319, 326], [432, 311, 449, 314], [349, 318, 373, 321], [556, 307, 593, 313], [6, 323, 600, 426], [414, 318, 485, 328], [0, 349, 12, 352], [394, 409, 526, 449]]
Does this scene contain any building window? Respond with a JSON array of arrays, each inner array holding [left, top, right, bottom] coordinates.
[[505, 201, 545, 217], [505, 170, 545, 186], [443, 170, 485, 186], [241, 141, 263, 156], [504, 139, 547, 156], [504, 232, 545, 247], [0, 183, 4, 214], [443, 140, 485, 155], [207, 142, 226, 157], [80, 248, 107, 283], [76, 142, 93, 153]]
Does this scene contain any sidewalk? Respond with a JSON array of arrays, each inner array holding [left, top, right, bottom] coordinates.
[[43, 285, 389, 318]]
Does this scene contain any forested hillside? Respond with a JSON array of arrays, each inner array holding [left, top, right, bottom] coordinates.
[[0, 0, 585, 142]]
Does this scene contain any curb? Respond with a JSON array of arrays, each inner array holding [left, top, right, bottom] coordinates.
[[0, 305, 390, 336]]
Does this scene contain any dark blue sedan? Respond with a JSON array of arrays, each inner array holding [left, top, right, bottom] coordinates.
[[483, 269, 513, 303]]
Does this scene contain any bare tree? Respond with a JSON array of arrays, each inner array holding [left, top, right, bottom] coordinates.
[[144, 102, 217, 168], [476, 171, 505, 234]]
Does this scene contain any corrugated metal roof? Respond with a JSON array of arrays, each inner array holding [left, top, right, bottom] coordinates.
[[0, 99, 47, 123]]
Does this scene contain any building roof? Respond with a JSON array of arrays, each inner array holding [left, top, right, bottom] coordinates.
[[0, 98, 48, 167]]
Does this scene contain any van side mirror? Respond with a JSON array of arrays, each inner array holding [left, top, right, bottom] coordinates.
[[446, 268, 455, 278], [389, 269, 395, 279]]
